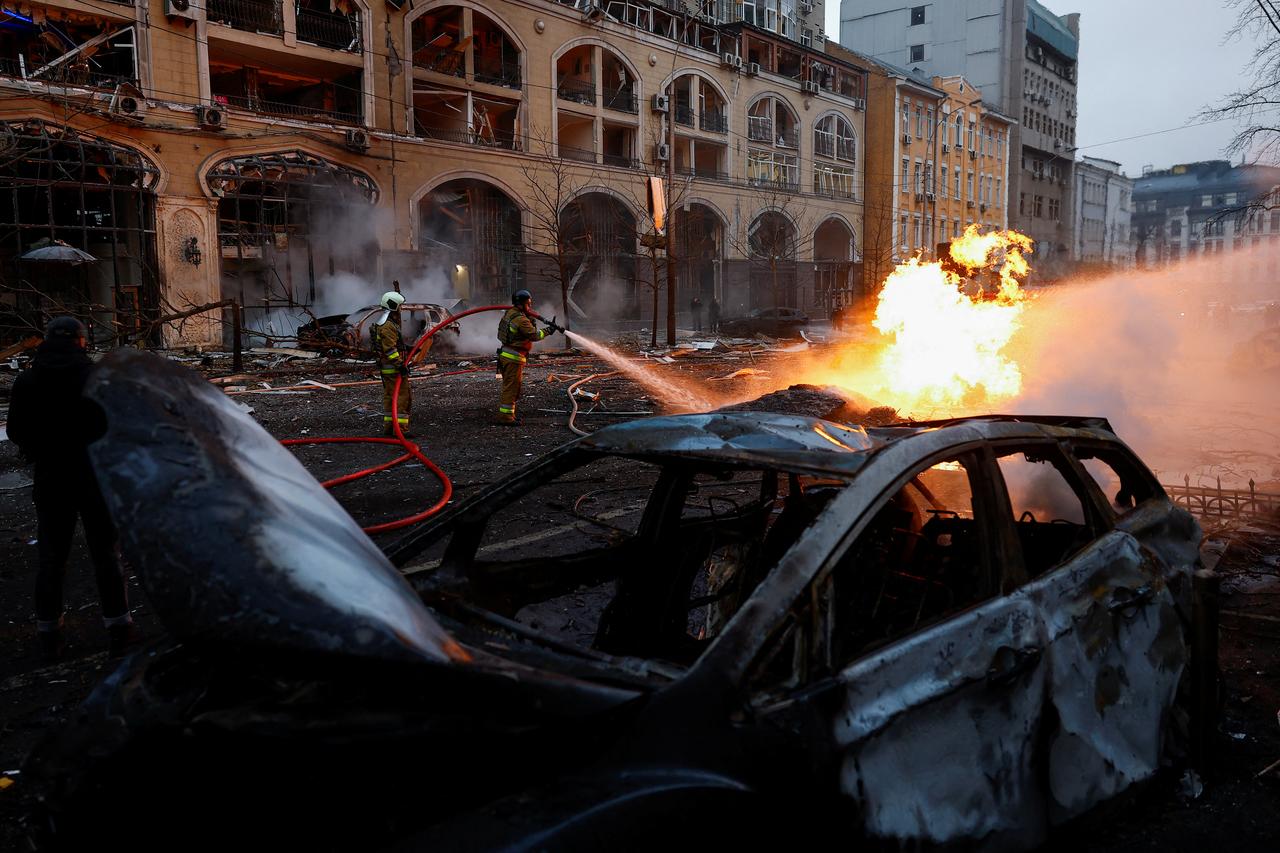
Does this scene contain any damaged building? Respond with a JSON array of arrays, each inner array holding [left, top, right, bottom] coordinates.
[[1, 0, 876, 346]]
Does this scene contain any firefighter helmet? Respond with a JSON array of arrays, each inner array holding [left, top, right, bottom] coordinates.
[[512, 289, 532, 306], [380, 291, 405, 311]]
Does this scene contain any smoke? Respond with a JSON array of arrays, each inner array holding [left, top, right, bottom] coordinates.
[[1007, 246, 1280, 489]]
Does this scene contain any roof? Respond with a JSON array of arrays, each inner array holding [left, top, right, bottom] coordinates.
[[1134, 162, 1280, 198], [1026, 0, 1079, 61], [576, 412, 880, 475]]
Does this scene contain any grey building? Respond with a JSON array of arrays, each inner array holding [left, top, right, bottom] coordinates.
[[838, 0, 1080, 275], [1132, 160, 1280, 267], [1073, 157, 1133, 267]]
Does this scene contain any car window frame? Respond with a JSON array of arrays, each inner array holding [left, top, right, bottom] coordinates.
[[743, 443, 1009, 696], [1058, 438, 1166, 525]]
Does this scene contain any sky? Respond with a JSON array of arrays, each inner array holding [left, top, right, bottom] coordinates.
[[826, 0, 1265, 178]]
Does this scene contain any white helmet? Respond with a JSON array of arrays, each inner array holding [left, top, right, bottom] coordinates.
[[380, 291, 405, 311]]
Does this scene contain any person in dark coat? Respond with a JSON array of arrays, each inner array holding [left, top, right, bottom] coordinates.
[[7, 316, 139, 659], [709, 297, 721, 333], [690, 295, 704, 332]]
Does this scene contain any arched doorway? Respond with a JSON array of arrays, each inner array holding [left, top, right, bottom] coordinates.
[[0, 120, 160, 346], [418, 179, 522, 301], [748, 210, 797, 310], [672, 202, 722, 316], [556, 191, 636, 321], [814, 216, 857, 318], [208, 150, 378, 336]]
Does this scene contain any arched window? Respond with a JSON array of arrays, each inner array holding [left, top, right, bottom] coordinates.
[[558, 192, 637, 319], [554, 43, 640, 168], [418, 179, 522, 301], [814, 114, 855, 163], [410, 6, 522, 149], [746, 95, 800, 189], [665, 72, 729, 180]]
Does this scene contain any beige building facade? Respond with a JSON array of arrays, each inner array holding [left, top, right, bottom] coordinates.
[[0, 0, 870, 346]]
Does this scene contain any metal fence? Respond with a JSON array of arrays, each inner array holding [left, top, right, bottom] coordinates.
[[207, 0, 283, 35], [1166, 478, 1280, 522], [296, 6, 361, 53]]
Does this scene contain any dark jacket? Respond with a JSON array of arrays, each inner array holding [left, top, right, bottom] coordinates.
[[7, 341, 105, 474]]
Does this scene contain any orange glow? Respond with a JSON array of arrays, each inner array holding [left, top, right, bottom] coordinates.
[[789, 226, 1034, 417]]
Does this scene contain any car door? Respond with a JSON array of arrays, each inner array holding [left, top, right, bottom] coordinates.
[[991, 440, 1187, 825], [747, 447, 1050, 847]]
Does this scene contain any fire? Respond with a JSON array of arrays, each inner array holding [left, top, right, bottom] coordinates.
[[869, 226, 1033, 412]]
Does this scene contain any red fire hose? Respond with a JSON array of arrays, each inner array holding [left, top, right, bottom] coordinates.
[[281, 304, 510, 534]]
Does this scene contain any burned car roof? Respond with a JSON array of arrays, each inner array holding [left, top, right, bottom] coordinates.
[[575, 412, 880, 476]]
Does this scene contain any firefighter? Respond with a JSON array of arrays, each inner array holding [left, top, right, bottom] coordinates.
[[371, 291, 413, 436], [7, 316, 140, 659], [495, 290, 561, 424]]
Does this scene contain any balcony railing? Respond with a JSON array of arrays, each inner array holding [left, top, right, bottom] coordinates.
[[207, 0, 284, 36], [836, 137, 856, 162], [417, 48, 464, 78], [748, 174, 800, 191], [776, 127, 800, 149], [216, 93, 359, 124], [700, 109, 727, 133], [418, 125, 520, 150], [475, 59, 521, 89], [674, 104, 695, 127], [1, 56, 137, 91], [747, 115, 773, 142], [677, 165, 730, 182], [557, 79, 595, 106], [296, 5, 361, 53], [814, 132, 834, 159], [560, 144, 597, 164], [602, 86, 637, 113], [603, 152, 640, 169]]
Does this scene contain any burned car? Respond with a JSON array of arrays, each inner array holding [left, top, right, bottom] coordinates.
[[27, 351, 1207, 851], [297, 302, 461, 355], [717, 306, 810, 339]]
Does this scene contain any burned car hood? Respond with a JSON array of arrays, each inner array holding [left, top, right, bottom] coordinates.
[[85, 349, 464, 665]]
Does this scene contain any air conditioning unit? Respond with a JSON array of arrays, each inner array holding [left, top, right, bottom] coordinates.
[[197, 105, 226, 130], [654, 142, 670, 161], [941, 142, 950, 153], [926, 192, 936, 202], [968, 148, 977, 159], [583, 4, 605, 21], [747, 62, 761, 76], [651, 94, 669, 113], [721, 52, 743, 69], [853, 97, 866, 111], [902, 132, 912, 145], [980, 203, 988, 213], [915, 192, 924, 201], [966, 199, 975, 208], [109, 83, 145, 119], [801, 80, 820, 95], [345, 128, 370, 151], [799, 0, 812, 13], [165, 0, 199, 21]]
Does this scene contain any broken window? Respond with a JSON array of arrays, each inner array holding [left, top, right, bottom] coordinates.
[[411, 6, 520, 88], [209, 58, 363, 124], [0, 10, 137, 90], [1068, 443, 1161, 516], [0, 120, 159, 346], [557, 192, 637, 320], [995, 445, 1096, 578], [208, 151, 378, 334], [295, 0, 362, 53], [418, 179, 523, 303]]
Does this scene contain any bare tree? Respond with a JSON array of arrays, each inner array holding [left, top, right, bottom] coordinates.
[[724, 179, 818, 314], [514, 125, 606, 329]]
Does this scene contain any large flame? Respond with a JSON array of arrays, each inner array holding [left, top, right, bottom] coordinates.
[[870, 226, 1033, 412]]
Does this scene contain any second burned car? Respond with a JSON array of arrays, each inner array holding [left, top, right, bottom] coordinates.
[[28, 351, 1208, 851]]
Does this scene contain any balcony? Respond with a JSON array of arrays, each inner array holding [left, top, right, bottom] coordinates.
[[814, 132, 834, 159], [419, 126, 520, 150], [207, 0, 284, 36], [217, 93, 359, 124], [475, 58, 520, 89], [603, 152, 640, 169], [417, 48, 464, 78], [0, 56, 136, 91], [559, 144, 597, 164], [602, 86, 638, 114], [677, 165, 730, 182], [776, 127, 800, 149], [836, 138, 855, 162], [296, 5, 361, 53], [700, 109, 727, 133], [674, 104, 695, 127], [747, 115, 773, 143], [557, 79, 595, 106]]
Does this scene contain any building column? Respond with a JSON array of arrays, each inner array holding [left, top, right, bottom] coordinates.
[[156, 197, 223, 347]]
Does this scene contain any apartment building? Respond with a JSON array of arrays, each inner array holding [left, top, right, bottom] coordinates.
[[839, 0, 1079, 276], [825, 44, 1010, 289], [1072, 156, 1132, 268], [0, 0, 867, 347], [1132, 160, 1280, 268]]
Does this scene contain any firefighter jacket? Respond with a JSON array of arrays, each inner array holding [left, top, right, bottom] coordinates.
[[371, 313, 408, 375], [496, 307, 547, 365]]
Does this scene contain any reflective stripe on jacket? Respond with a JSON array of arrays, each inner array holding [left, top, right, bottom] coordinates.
[[372, 318, 406, 370], [496, 307, 546, 355]]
